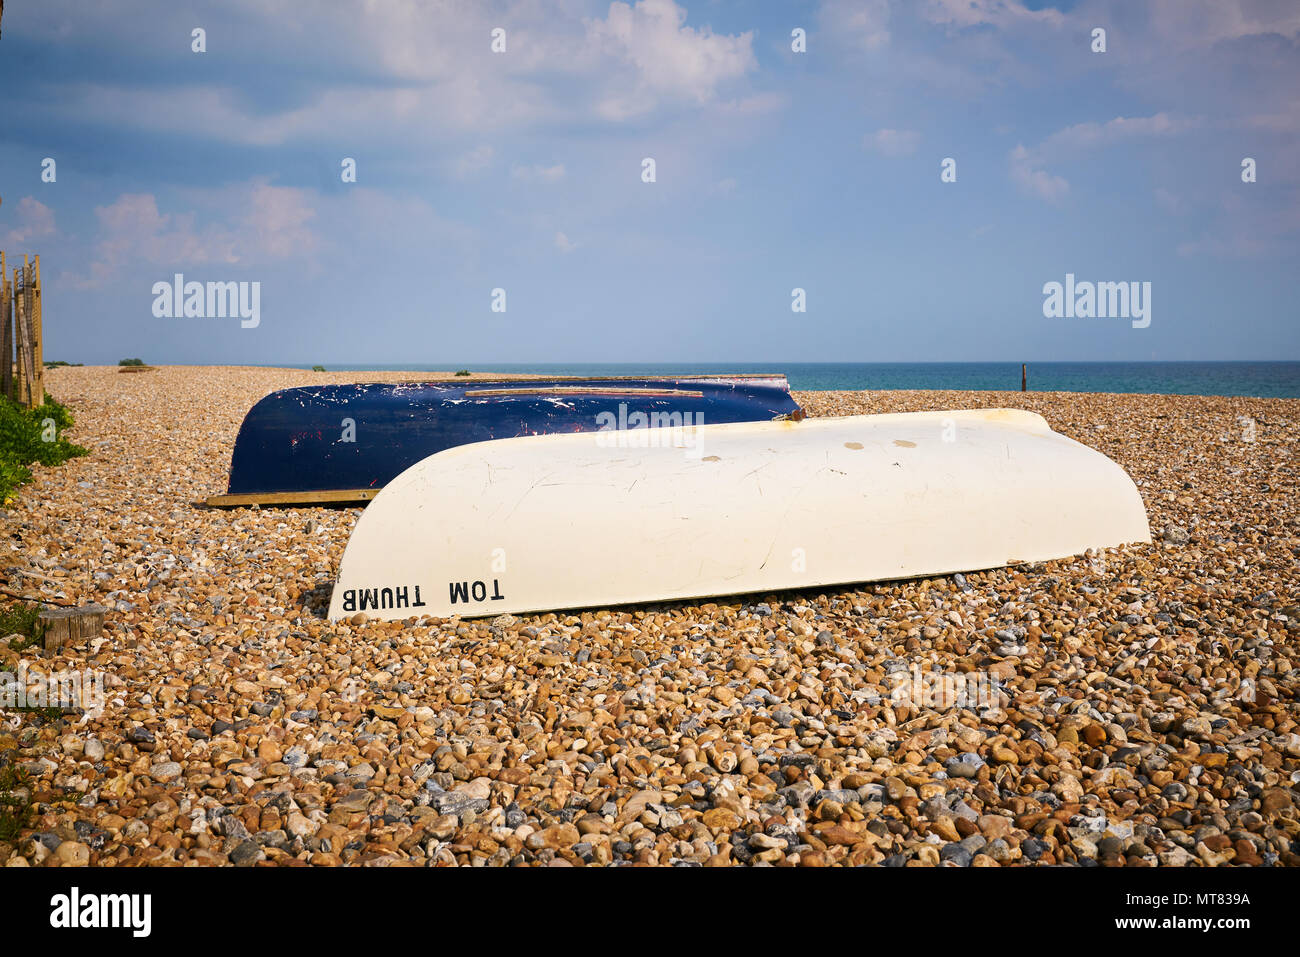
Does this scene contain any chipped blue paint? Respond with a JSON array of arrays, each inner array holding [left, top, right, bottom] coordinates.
[[225, 376, 802, 497]]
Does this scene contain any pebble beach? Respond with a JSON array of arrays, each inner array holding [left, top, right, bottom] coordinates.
[[2, 365, 1297, 867]]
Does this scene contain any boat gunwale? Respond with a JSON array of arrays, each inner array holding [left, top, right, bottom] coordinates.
[[462, 386, 707, 398], [273, 373, 793, 392]]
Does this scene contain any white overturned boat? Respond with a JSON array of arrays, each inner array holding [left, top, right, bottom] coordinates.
[[328, 409, 1150, 621]]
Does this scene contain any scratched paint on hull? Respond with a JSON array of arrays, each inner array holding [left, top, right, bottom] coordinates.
[[328, 409, 1152, 621], [224, 375, 802, 498]]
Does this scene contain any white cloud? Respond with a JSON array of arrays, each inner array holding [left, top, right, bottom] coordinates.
[[0, 197, 57, 248], [1010, 113, 1199, 202], [865, 128, 920, 157], [511, 163, 567, 183], [69, 181, 317, 288], [23, 0, 759, 149], [454, 145, 495, 178], [77, 194, 237, 289], [238, 182, 318, 260], [921, 0, 1065, 30], [1009, 144, 1069, 202], [585, 0, 757, 119], [555, 231, 578, 253], [1244, 107, 1300, 133], [714, 92, 789, 115], [818, 0, 891, 51], [1141, 0, 1300, 50], [1038, 112, 1201, 157]]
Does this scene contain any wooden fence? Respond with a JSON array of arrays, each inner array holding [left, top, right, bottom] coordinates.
[[1, 251, 44, 408]]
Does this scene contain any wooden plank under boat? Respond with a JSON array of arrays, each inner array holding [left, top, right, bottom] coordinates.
[[207, 374, 801, 506], [327, 409, 1151, 621]]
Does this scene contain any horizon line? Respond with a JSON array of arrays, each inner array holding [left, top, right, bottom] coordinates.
[[238, 359, 1300, 367]]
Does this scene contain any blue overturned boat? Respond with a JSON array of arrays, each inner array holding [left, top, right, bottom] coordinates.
[[207, 374, 803, 506]]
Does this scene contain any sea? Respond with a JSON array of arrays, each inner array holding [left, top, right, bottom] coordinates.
[[297, 362, 1300, 399]]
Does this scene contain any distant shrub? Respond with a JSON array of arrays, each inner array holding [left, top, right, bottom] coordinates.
[[44, 360, 82, 368], [455, 370, 471, 377], [118, 358, 145, 366], [312, 365, 326, 372]]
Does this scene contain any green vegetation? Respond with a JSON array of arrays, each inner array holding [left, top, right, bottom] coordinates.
[[0, 603, 43, 651], [0, 394, 89, 505], [312, 365, 326, 372], [43, 360, 82, 368], [0, 766, 35, 842], [118, 358, 145, 366], [455, 369, 472, 377]]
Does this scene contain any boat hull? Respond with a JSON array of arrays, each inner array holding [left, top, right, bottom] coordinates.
[[328, 409, 1151, 621], [214, 375, 801, 505]]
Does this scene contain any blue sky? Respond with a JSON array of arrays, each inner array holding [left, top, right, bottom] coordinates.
[[0, 0, 1297, 364]]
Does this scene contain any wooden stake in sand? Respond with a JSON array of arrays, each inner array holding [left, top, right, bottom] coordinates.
[[39, 604, 107, 654], [29, 255, 42, 404], [13, 260, 31, 406], [1022, 363, 1028, 392], [0, 250, 10, 401]]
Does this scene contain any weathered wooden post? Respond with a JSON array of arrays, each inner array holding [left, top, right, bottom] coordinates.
[[28, 255, 42, 403], [1021, 363, 1027, 392], [13, 260, 29, 406], [39, 604, 108, 654], [12, 255, 38, 408], [0, 250, 10, 401], [21, 259, 37, 407]]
